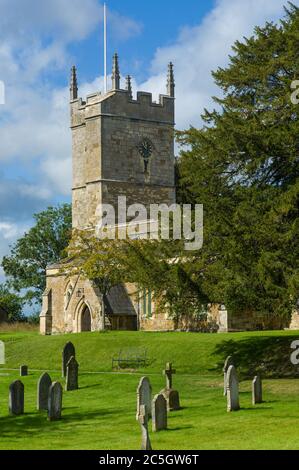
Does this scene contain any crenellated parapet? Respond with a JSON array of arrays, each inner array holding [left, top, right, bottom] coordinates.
[[70, 54, 175, 129]]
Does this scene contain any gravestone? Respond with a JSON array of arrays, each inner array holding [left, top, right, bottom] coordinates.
[[223, 356, 234, 396], [136, 377, 152, 420], [161, 363, 180, 411], [163, 389, 180, 412], [65, 356, 79, 391], [9, 380, 24, 415], [48, 382, 63, 421], [252, 375, 262, 405], [37, 372, 52, 411], [138, 405, 152, 450], [62, 342, 76, 378], [20, 365, 28, 377], [226, 365, 240, 412], [0, 340, 5, 365], [152, 394, 167, 432]]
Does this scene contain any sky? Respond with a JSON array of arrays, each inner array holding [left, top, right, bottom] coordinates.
[[0, 0, 296, 287]]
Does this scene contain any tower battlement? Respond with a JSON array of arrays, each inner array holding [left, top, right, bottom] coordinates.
[[71, 90, 175, 129], [74, 90, 174, 109], [70, 56, 175, 129]]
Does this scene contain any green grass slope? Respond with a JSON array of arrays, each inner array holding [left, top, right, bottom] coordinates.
[[1, 329, 299, 377], [0, 329, 299, 450]]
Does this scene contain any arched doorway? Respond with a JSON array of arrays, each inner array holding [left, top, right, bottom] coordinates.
[[81, 305, 91, 332]]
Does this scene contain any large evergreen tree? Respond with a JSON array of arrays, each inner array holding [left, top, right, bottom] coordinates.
[[177, 3, 299, 321]]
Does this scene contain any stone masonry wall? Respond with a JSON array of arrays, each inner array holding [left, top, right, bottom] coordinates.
[[71, 90, 175, 230]]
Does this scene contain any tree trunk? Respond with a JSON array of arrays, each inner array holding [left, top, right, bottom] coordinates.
[[99, 295, 106, 331]]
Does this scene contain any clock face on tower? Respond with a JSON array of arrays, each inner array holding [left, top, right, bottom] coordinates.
[[138, 140, 153, 161]]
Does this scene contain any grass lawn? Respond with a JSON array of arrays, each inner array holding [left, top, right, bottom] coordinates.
[[0, 329, 299, 450]]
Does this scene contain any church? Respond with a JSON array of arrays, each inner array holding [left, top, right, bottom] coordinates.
[[40, 54, 178, 335]]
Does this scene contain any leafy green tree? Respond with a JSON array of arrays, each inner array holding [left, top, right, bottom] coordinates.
[[120, 238, 208, 325], [66, 230, 129, 329], [0, 284, 24, 322], [2, 204, 72, 305], [177, 3, 299, 321], [67, 227, 207, 326]]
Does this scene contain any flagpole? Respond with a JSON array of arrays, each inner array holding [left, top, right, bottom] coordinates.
[[104, 3, 108, 94]]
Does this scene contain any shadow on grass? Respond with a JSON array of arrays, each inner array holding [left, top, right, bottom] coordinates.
[[239, 406, 273, 411], [0, 408, 122, 439], [167, 425, 194, 432], [211, 335, 299, 379], [73, 383, 103, 391]]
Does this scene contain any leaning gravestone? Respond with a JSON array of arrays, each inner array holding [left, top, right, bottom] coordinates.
[[136, 377, 152, 420], [223, 356, 234, 396], [20, 365, 28, 377], [252, 375, 262, 405], [226, 365, 240, 412], [37, 372, 52, 411], [161, 363, 180, 411], [138, 405, 152, 451], [152, 393, 167, 432], [48, 382, 63, 421], [65, 356, 79, 391], [9, 380, 24, 415], [62, 342, 76, 378]]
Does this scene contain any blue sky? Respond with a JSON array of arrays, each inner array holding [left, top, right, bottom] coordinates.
[[0, 0, 295, 289], [69, 0, 215, 85]]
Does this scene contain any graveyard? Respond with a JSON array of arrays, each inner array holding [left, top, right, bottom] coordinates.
[[0, 329, 299, 450]]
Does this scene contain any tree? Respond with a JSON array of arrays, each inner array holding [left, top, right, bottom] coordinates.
[[2, 204, 72, 305], [66, 230, 128, 329], [0, 284, 24, 322], [120, 238, 208, 325], [67, 226, 208, 327], [176, 3, 299, 321]]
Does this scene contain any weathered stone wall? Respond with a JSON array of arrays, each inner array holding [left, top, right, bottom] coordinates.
[[209, 305, 290, 332], [71, 90, 175, 230], [287, 310, 299, 330], [40, 268, 138, 335], [40, 268, 105, 335]]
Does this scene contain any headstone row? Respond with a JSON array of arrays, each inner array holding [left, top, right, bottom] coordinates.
[[136, 362, 181, 449], [9, 374, 63, 421], [7, 342, 80, 425]]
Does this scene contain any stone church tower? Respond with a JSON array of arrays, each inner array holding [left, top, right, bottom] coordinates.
[[40, 55, 176, 335]]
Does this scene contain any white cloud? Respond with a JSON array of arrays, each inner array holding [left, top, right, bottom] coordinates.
[[0, 222, 19, 240], [0, 0, 101, 44], [108, 9, 143, 40], [0, 0, 143, 196], [139, 0, 293, 129]]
